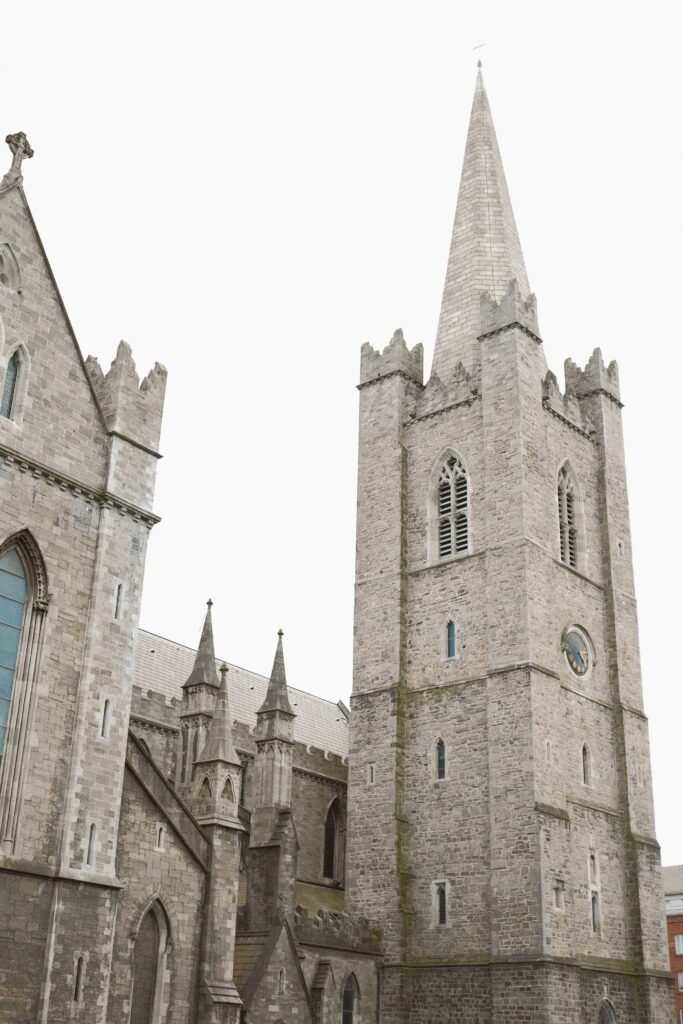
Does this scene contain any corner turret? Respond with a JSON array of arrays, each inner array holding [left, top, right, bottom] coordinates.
[[85, 341, 167, 452]]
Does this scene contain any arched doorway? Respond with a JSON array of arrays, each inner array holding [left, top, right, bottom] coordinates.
[[130, 900, 170, 1024]]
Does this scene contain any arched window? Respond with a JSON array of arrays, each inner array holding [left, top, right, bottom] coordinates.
[[436, 453, 469, 559], [73, 956, 85, 1003], [221, 776, 235, 802], [342, 974, 359, 1024], [437, 883, 447, 925], [0, 350, 20, 420], [0, 547, 27, 756], [0, 532, 48, 847], [446, 620, 456, 659], [582, 744, 592, 786], [435, 738, 446, 781], [558, 463, 580, 568], [130, 900, 170, 1024], [198, 776, 212, 800], [323, 797, 345, 883], [597, 1000, 616, 1024], [0, 244, 20, 291], [277, 967, 285, 994]]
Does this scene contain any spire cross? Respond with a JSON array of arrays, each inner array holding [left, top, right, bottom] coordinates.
[[3, 133, 34, 186], [207, 597, 213, 608]]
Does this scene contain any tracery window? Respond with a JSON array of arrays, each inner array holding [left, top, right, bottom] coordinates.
[[558, 463, 579, 568], [437, 454, 469, 558], [0, 351, 20, 420]]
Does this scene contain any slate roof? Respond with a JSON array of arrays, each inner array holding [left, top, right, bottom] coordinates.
[[133, 628, 350, 758], [662, 864, 683, 896]]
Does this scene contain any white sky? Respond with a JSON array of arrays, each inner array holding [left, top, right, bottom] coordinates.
[[4, 1, 682, 864]]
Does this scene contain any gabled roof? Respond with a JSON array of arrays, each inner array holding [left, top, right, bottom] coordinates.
[[133, 628, 349, 758]]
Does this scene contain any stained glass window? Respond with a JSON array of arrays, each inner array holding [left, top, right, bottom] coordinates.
[[0, 547, 27, 755]]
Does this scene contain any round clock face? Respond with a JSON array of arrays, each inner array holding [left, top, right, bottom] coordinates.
[[564, 628, 591, 676]]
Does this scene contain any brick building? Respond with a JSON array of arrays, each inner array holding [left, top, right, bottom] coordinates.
[[664, 866, 683, 1022], [0, 66, 674, 1022]]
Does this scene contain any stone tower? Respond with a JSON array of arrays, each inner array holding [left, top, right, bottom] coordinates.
[[345, 68, 673, 1022], [0, 135, 166, 1021]]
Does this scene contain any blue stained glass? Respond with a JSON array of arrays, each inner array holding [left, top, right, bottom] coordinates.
[[0, 548, 26, 755], [447, 621, 455, 659], [0, 666, 13, 699]]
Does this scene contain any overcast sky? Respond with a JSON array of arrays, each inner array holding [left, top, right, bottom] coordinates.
[[4, 1, 682, 864]]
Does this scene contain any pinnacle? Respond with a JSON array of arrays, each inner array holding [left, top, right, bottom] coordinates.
[[257, 630, 295, 717], [183, 600, 220, 689], [432, 66, 531, 380], [198, 661, 240, 765]]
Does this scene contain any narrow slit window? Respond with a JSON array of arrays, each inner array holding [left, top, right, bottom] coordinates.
[[436, 739, 446, 781], [582, 744, 591, 786], [591, 890, 600, 933], [437, 455, 469, 559], [101, 699, 111, 738], [155, 825, 165, 850], [114, 583, 124, 620], [73, 956, 84, 1002], [86, 823, 96, 866], [435, 882, 447, 925], [0, 351, 20, 420], [446, 620, 456, 658]]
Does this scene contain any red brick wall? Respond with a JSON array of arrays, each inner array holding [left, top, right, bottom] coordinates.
[[667, 913, 683, 1023]]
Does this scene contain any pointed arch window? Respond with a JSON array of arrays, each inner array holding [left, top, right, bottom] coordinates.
[[131, 900, 170, 1024], [446, 620, 456, 659], [221, 776, 235, 802], [437, 454, 469, 559], [0, 532, 48, 848], [342, 974, 359, 1024], [0, 244, 20, 292], [558, 464, 580, 568], [435, 738, 446, 781], [323, 797, 345, 884], [0, 351, 20, 420], [597, 1002, 616, 1024]]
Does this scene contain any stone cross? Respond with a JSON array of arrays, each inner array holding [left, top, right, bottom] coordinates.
[[2, 132, 34, 188]]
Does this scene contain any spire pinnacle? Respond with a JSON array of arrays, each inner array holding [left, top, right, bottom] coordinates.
[[199, 663, 240, 764], [257, 630, 295, 717], [432, 67, 531, 379], [183, 600, 220, 689]]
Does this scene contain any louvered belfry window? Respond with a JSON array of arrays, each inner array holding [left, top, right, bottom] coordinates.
[[558, 465, 578, 568], [437, 455, 469, 559]]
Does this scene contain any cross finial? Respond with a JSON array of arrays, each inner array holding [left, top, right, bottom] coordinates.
[[277, 628, 284, 638], [207, 597, 213, 608], [2, 133, 34, 188]]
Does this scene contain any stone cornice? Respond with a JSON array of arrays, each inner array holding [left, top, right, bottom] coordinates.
[[357, 369, 423, 390], [292, 765, 347, 788], [404, 393, 480, 426], [108, 429, 162, 459], [383, 954, 666, 978], [576, 387, 624, 409], [0, 443, 160, 527], [477, 321, 543, 345]]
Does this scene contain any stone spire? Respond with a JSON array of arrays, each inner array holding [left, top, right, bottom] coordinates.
[[199, 665, 240, 766], [183, 599, 220, 689], [432, 64, 532, 380], [256, 629, 294, 717]]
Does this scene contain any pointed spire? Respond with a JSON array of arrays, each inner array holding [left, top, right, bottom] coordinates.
[[199, 664, 240, 764], [257, 630, 295, 716], [432, 65, 531, 380], [183, 599, 220, 689]]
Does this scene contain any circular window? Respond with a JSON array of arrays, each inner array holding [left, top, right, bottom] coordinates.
[[562, 626, 592, 677]]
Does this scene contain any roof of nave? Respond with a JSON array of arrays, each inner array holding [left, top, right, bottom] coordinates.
[[662, 864, 683, 896], [133, 628, 350, 758]]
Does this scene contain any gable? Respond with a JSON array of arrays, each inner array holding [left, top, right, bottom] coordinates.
[[238, 919, 313, 1022], [0, 183, 108, 488]]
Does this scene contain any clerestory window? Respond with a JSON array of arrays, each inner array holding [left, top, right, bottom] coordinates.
[[437, 454, 469, 559], [558, 463, 580, 568]]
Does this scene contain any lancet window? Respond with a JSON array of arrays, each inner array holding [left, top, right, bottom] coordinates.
[[0, 351, 20, 420], [437, 454, 469, 559], [323, 797, 345, 883], [558, 464, 579, 568]]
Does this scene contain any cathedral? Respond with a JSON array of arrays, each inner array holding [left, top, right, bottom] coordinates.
[[0, 68, 674, 1023]]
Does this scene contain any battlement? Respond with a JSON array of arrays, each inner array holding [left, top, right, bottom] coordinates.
[[480, 279, 540, 338], [360, 329, 424, 386], [86, 341, 167, 452], [416, 361, 478, 419], [564, 348, 620, 405], [293, 906, 382, 954], [542, 370, 595, 436]]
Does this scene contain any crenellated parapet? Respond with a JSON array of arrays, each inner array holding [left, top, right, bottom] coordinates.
[[479, 279, 540, 340], [564, 347, 621, 406], [86, 340, 167, 453], [414, 361, 478, 420], [542, 370, 595, 439], [293, 906, 382, 954], [359, 329, 423, 387]]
